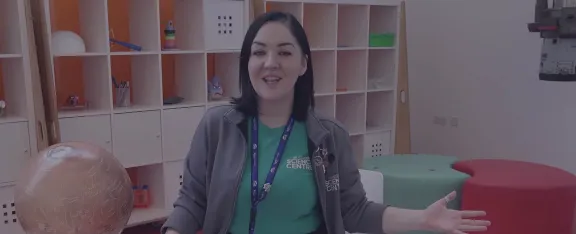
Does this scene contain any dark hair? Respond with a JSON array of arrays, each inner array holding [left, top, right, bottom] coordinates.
[[231, 11, 314, 121]]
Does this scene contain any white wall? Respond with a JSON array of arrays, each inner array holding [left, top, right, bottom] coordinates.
[[405, 0, 576, 173]]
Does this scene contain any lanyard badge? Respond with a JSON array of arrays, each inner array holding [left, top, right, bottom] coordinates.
[[248, 117, 295, 234]]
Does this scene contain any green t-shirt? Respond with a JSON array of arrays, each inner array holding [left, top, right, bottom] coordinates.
[[228, 119, 321, 234]]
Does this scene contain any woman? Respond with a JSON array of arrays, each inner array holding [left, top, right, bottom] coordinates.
[[162, 12, 490, 234]]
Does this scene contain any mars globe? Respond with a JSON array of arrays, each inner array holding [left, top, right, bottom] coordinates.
[[13, 142, 134, 234]]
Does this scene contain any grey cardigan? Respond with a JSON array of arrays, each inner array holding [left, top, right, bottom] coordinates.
[[161, 105, 387, 234]]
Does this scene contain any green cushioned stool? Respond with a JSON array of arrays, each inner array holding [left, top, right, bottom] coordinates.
[[361, 154, 469, 234], [366, 154, 459, 166]]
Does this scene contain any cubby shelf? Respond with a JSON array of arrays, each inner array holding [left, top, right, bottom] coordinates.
[[0, 0, 27, 126], [265, 0, 401, 165], [0, 0, 44, 233], [29, 0, 253, 230], [3, 0, 400, 231]]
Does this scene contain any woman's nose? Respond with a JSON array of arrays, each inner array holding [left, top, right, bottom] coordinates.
[[263, 54, 279, 68]]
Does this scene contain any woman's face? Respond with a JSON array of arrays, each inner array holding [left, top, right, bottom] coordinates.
[[248, 21, 307, 101]]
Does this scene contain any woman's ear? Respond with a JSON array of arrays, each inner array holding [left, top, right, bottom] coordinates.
[[300, 54, 308, 76]]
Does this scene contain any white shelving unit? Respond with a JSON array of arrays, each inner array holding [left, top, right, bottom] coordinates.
[[28, 0, 251, 230], [0, 0, 400, 232], [0, 0, 46, 233], [265, 0, 401, 164]]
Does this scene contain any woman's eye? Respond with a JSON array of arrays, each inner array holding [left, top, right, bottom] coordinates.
[[252, 51, 265, 56], [279, 51, 292, 56]]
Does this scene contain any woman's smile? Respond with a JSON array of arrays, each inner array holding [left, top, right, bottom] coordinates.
[[263, 75, 282, 87]]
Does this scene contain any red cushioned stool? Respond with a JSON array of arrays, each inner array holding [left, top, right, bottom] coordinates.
[[453, 159, 576, 234]]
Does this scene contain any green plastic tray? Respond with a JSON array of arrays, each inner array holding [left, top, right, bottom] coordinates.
[[369, 33, 395, 47]]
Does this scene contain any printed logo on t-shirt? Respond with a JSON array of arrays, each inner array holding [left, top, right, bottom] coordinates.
[[325, 174, 340, 192], [286, 156, 312, 171]]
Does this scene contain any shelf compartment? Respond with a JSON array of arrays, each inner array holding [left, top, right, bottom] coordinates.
[[161, 53, 206, 107], [159, 0, 204, 51], [368, 49, 396, 90], [336, 49, 367, 92], [206, 52, 240, 103], [0, 0, 22, 55], [337, 4, 369, 48], [336, 93, 366, 134], [0, 58, 27, 120], [111, 54, 162, 112], [48, 0, 109, 54], [162, 107, 205, 162], [364, 130, 392, 158], [265, 1, 303, 23], [54, 55, 112, 117], [312, 50, 336, 94], [303, 3, 337, 49], [112, 110, 162, 167], [108, 0, 160, 53], [163, 160, 185, 212], [126, 163, 169, 227], [369, 5, 398, 48], [366, 90, 394, 131], [58, 114, 113, 153], [314, 94, 335, 118], [350, 134, 364, 166], [0, 122, 30, 184]]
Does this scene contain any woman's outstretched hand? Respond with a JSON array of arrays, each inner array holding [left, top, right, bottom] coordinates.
[[421, 191, 491, 234]]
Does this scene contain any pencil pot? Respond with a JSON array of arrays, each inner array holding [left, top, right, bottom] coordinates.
[[115, 87, 131, 107]]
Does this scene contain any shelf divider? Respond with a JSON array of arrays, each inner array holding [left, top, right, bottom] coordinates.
[[0, 0, 23, 55]]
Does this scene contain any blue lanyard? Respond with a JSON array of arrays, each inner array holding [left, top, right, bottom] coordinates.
[[249, 117, 295, 234]]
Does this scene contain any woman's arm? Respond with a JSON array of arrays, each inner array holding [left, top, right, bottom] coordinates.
[[333, 124, 387, 234], [381, 207, 425, 233]]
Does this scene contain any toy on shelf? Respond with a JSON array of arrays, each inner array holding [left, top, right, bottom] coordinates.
[[163, 20, 177, 50], [0, 100, 5, 117], [208, 76, 224, 101], [109, 29, 142, 52], [51, 30, 86, 55], [112, 76, 130, 107], [59, 94, 89, 111], [67, 95, 80, 106], [133, 185, 151, 208]]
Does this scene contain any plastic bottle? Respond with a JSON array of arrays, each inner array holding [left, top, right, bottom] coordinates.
[[163, 21, 176, 50]]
